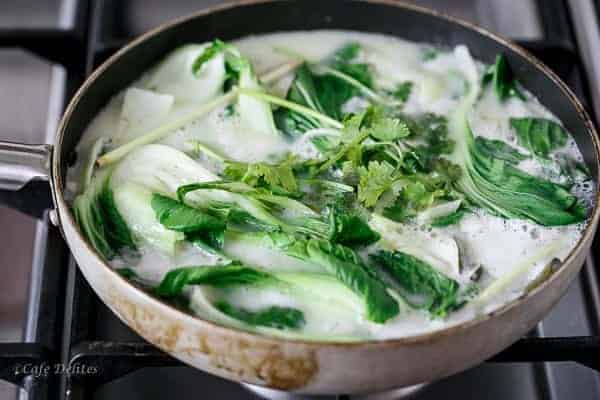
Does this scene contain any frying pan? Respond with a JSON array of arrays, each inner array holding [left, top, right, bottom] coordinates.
[[1, 0, 599, 394]]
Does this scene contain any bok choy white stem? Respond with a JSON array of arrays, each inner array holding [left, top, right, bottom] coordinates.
[[97, 60, 304, 167]]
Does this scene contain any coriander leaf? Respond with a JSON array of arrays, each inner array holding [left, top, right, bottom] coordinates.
[[370, 250, 460, 317], [224, 157, 299, 193], [311, 135, 341, 154], [313, 110, 373, 174], [215, 302, 305, 330], [383, 159, 461, 223], [474, 136, 529, 163], [401, 113, 454, 172], [430, 210, 465, 227], [155, 264, 274, 297], [369, 117, 411, 141], [383, 181, 447, 223], [510, 117, 568, 158], [357, 161, 396, 207], [151, 193, 225, 233], [482, 54, 526, 102]]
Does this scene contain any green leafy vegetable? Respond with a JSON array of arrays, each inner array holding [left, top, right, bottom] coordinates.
[[400, 114, 454, 175], [328, 201, 380, 247], [229, 231, 398, 323], [370, 250, 459, 317], [176, 180, 329, 238], [383, 179, 449, 223], [558, 155, 591, 183], [474, 136, 529, 164], [368, 117, 411, 141], [327, 42, 373, 88], [191, 40, 227, 75], [193, 39, 279, 137], [215, 302, 305, 330], [73, 170, 136, 260], [191, 39, 249, 89], [224, 156, 299, 194], [312, 108, 376, 174], [273, 64, 328, 138], [430, 210, 466, 227], [449, 51, 586, 226], [467, 133, 586, 225], [460, 131, 586, 225], [357, 161, 396, 207], [151, 193, 225, 233], [421, 47, 439, 61], [391, 82, 413, 102], [510, 117, 568, 158], [155, 264, 275, 297], [482, 54, 525, 102], [276, 42, 375, 128], [116, 267, 138, 279], [304, 239, 399, 323], [185, 229, 232, 262]]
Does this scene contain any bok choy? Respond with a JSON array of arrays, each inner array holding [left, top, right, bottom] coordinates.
[[447, 47, 586, 226]]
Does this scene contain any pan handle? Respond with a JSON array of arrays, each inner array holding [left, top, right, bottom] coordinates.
[[0, 141, 53, 219]]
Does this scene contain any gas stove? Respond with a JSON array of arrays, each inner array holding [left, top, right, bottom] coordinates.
[[1, 1, 600, 399]]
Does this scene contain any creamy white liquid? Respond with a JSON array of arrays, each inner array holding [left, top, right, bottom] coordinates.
[[68, 30, 595, 340]]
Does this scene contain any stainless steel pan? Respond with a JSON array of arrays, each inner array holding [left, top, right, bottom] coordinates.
[[1, 0, 598, 394]]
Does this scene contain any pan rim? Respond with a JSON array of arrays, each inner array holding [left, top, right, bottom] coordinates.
[[52, 0, 600, 348]]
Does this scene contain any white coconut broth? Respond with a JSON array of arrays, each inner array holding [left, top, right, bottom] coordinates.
[[68, 30, 595, 341]]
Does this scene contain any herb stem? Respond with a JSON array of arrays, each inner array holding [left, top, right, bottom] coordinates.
[[261, 59, 304, 84], [238, 88, 344, 129], [97, 91, 237, 167], [313, 65, 392, 105], [313, 130, 371, 175], [186, 140, 227, 162], [97, 60, 304, 167]]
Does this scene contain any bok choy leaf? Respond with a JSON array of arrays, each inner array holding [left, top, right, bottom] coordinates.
[[482, 54, 525, 102], [510, 117, 568, 158], [73, 169, 136, 260], [214, 302, 305, 330], [448, 47, 586, 226], [370, 250, 460, 317]]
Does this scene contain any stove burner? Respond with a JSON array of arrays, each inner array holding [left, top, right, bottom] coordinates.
[[243, 383, 427, 400]]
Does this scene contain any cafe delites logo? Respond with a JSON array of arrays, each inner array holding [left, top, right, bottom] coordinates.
[[14, 362, 98, 379]]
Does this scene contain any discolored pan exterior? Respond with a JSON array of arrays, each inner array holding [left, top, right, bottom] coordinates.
[[50, 0, 600, 394]]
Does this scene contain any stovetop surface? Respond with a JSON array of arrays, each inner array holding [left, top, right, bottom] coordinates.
[[1, 1, 600, 399]]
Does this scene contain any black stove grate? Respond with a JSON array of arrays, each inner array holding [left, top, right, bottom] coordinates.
[[0, 1, 599, 399]]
